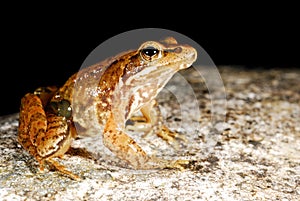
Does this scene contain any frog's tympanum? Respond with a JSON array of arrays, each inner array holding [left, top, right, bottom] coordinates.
[[18, 37, 197, 180]]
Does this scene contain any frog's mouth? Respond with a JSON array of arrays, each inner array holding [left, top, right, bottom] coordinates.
[[134, 64, 184, 93], [143, 57, 195, 79]]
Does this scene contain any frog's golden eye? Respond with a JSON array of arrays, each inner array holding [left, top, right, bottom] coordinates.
[[140, 46, 161, 61]]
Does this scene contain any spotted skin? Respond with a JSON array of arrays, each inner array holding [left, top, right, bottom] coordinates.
[[18, 37, 197, 180]]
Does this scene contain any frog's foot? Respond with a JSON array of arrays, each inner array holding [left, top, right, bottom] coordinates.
[[126, 116, 153, 133], [156, 125, 188, 150], [45, 158, 80, 181], [128, 116, 147, 123], [165, 159, 191, 170], [66, 147, 95, 160], [127, 118, 187, 150], [144, 156, 190, 171]]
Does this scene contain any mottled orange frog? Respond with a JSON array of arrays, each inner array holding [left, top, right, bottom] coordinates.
[[18, 37, 197, 180]]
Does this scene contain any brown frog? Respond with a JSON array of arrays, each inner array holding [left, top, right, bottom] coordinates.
[[18, 37, 197, 180]]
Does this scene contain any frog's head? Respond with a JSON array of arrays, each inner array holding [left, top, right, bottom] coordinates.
[[122, 37, 197, 85], [137, 37, 197, 75], [118, 37, 197, 117]]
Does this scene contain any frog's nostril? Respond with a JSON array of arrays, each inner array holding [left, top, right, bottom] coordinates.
[[173, 47, 182, 53], [191, 52, 196, 60]]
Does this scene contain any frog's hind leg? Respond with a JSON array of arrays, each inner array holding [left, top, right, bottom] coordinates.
[[36, 113, 79, 180], [18, 93, 48, 169], [18, 93, 79, 180]]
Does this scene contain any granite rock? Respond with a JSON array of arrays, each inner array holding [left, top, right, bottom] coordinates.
[[0, 66, 299, 200]]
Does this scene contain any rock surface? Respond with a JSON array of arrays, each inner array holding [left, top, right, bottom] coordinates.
[[0, 66, 299, 200]]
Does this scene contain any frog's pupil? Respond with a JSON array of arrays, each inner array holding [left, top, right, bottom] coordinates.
[[142, 47, 158, 57]]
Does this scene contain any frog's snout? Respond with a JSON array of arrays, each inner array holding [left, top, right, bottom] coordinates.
[[181, 47, 197, 69], [189, 47, 197, 63]]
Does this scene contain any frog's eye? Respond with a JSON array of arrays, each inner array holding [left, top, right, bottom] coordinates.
[[140, 46, 161, 61], [142, 46, 159, 57], [49, 100, 72, 119]]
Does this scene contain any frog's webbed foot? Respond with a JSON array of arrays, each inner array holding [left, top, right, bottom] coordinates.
[[156, 125, 188, 149], [66, 147, 95, 160], [144, 156, 191, 170], [34, 156, 80, 181], [165, 159, 191, 170], [45, 158, 80, 181]]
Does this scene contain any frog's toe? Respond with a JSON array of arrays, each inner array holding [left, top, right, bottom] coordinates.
[[46, 158, 81, 181], [166, 159, 190, 171], [126, 122, 153, 133], [156, 125, 188, 150], [144, 156, 190, 170]]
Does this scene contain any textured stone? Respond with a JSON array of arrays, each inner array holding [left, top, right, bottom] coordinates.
[[1, 66, 299, 200]]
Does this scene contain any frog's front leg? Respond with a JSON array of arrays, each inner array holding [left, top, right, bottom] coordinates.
[[103, 113, 188, 170], [126, 99, 162, 135], [127, 100, 187, 148]]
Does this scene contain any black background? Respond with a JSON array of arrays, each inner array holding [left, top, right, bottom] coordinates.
[[2, 5, 299, 116]]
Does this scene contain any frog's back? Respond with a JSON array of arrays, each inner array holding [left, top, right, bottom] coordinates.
[[57, 50, 137, 136]]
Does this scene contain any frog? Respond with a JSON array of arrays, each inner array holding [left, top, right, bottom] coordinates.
[[18, 37, 197, 180]]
